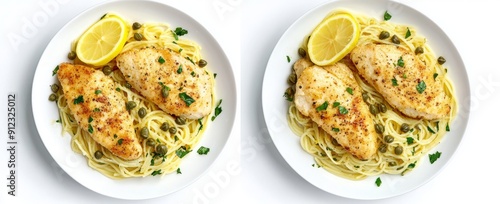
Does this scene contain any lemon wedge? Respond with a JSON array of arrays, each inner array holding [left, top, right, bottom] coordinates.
[[307, 13, 360, 66], [76, 15, 129, 66]]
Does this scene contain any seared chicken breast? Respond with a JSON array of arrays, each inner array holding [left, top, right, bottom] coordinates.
[[350, 44, 451, 120], [57, 63, 142, 160], [294, 59, 378, 160], [115, 48, 212, 120]]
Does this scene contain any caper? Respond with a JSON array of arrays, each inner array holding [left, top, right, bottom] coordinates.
[[124, 82, 132, 89], [362, 92, 369, 103], [160, 122, 169, 131], [378, 103, 387, 113], [384, 135, 394, 143], [134, 33, 143, 41], [388, 161, 397, 166], [161, 87, 169, 98], [400, 123, 410, 133], [394, 146, 403, 155], [298, 48, 307, 58], [375, 124, 384, 134], [156, 144, 168, 155], [437, 56, 446, 65], [391, 35, 400, 44], [94, 150, 103, 159], [175, 117, 186, 125], [369, 104, 379, 115], [378, 144, 387, 153], [138, 107, 147, 118], [132, 22, 142, 30], [379, 31, 390, 40], [198, 59, 208, 68], [48, 93, 57, 101], [102, 65, 112, 75], [146, 138, 156, 147], [126, 101, 137, 110], [288, 73, 297, 84], [67, 51, 77, 60], [168, 127, 177, 134], [140, 127, 149, 138], [51, 84, 60, 93], [415, 46, 424, 55]]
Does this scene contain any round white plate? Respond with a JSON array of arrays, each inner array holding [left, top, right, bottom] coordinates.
[[31, 0, 236, 200], [262, 0, 470, 200]]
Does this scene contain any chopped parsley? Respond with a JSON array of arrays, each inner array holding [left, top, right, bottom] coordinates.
[[186, 56, 196, 65], [332, 101, 340, 108], [332, 127, 340, 132], [117, 138, 123, 145], [429, 151, 442, 164], [405, 27, 411, 38], [172, 30, 179, 40], [116, 87, 121, 92], [52, 65, 59, 76], [287, 55, 291, 63], [88, 116, 93, 123], [446, 123, 450, 132], [177, 65, 183, 74], [397, 56, 404, 67], [392, 77, 398, 86], [408, 161, 417, 169], [176, 168, 182, 174], [433, 73, 438, 81], [383, 11, 392, 21], [197, 146, 210, 155], [375, 177, 382, 187], [88, 124, 94, 134], [211, 99, 223, 121], [175, 146, 191, 158], [73, 95, 84, 104], [179, 92, 195, 107], [179, 48, 183, 53], [214, 73, 217, 79], [338, 106, 348, 115], [151, 169, 162, 176], [191, 71, 196, 77], [316, 101, 329, 111], [158, 56, 166, 64], [406, 137, 414, 144], [416, 80, 426, 94], [346, 87, 353, 95], [174, 27, 188, 36], [436, 121, 440, 131], [94, 108, 101, 112], [95, 90, 102, 95], [198, 118, 204, 132], [113, 134, 117, 139], [427, 126, 436, 134]]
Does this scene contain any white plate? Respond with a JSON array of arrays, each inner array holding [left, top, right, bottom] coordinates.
[[262, 0, 470, 200], [31, 0, 236, 200]]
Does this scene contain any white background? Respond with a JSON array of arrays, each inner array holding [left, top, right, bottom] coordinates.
[[2, 0, 500, 203]]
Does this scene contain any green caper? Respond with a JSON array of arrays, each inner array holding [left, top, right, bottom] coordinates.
[[132, 22, 142, 30], [388, 161, 397, 166], [362, 92, 369, 103], [175, 117, 186, 125], [378, 144, 387, 153], [160, 122, 169, 131], [102, 65, 112, 75], [126, 101, 137, 110], [298, 48, 307, 58], [198, 59, 208, 68], [415, 46, 424, 55], [379, 31, 390, 40], [140, 127, 149, 138], [437, 56, 446, 65], [48, 93, 57, 101], [161, 87, 169, 98], [168, 127, 177, 134], [156, 144, 168, 155], [138, 107, 147, 118], [391, 35, 400, 44], [51, 84, 60, 93], [375, 124, 384, 134], [146, 138, 156, 147], [378, 103, 387, 113], [288, 73, 297, 84], [400, 123, 410, 133], [384, 135, 394, 143], [394, 146, 403, 155], [124, 82, 132, 89], [134, 33, 143, 41], [94, 150, 103, 159], [369, 104, 379, 115], [67, 51, 77, 60]]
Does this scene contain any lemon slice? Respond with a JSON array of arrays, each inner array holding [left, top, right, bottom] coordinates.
[[307, 13, 360, 66], [76, 15, 129, 66]]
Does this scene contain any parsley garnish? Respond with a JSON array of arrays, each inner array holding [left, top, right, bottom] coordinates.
[[408, 161, 417, 168], [116, 87, 121, 92], [176, 146, 191, 158], [316, 101, 329, 111], [346, 87, 353, 95], [427, 126, 436, 134], [113, 134, 117, 139], [429, 151, 441, 164], [158, 56, 166, 64], [416, 81, 426, 94], [338, 106, 348, 115], [88, 124, 93, 134], [174, 27, 188, 36], [198, 118, 204, 132], [186, 57, 195, 65], [392, 77, 398, 86], [179, 92, 195, 107], [287, 55, 291, 63], [179, 48, 183, 53], [93, 108, 101, 112], [117, 138, 123, 145], [176, 168, 182, 174], [88, 116, 93, 123], [214, 73, 217, 79], [191, 71, 196, 77], [332, 102, 340, 108], [177, 65, 183, 74], [52, 65, 59, 76], [397, 56, 404, 67], [172, 30, 179, 40], [446, 123, 450, 132], [405, 27, 411, 39], [95, 90, 102, 95], [406, 137, 414, 144], [197, 146, 210, 155], [73, 95, 84, 104], [433, 73, 438, 81], [375, 177, 382, 187], [332, 127, 340, 132], [211, 99, 223, 121], [151, 169, 162, 176], [383, 11, 392, 21]]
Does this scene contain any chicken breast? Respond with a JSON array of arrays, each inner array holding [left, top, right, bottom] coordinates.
[[294, 60, 378, 160], [350, 44, 451, 120], [115, 48, 212, 119], [57, 63, 142, 160]]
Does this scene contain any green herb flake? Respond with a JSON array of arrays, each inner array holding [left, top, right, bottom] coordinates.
[[88, 116, 93, 123], [198, 118, 204, 132], [52, 65, 59, 76], [416, 80, 426, 94], [446, 123, 450, 132], [174, 27, 188, 36], [406, 137, 414, 145], [176, 146, 191, 158], [117, 138, 123, 145], [429, 151, 442, 164], [197, 146, 210, 155], [332, 127, 340, 132], [88, 124, 94, 134], [176, 168, 182, 174], [316, 101, 329, 111], [172, 30, 179, 40], [186, 57, 196, 65], [392, 77, 398, 86], [346, 87, 353, 95], [116, 87, 121, 92], [436, 121, 440, 131], [338, 106, 348, 115], [179, 92, 195, 107], [287, 55, 291, 63], [427, 126, 436, 134], [94, 108, 101, 112], [158, 56, 166, 64], [73, 95, 84, 104], [408, 161, 417, 168], [113, 134, 117, 139], [433, 73, 438, 81], [397, 56, 404, 67], [332, 102, 340, 108], [383, 11, 392, 21], [214, 73, 217, 79], [179, 48, 183, 53], [177, 65, 183, 74], [151, 169, 162, 176], [95, 90, 102, 95], [375, 177, 382, 187], [211, 99, 223, 121], [56, 119, 61, 123], [405, 27, 411, 39], [191, 71, 196, 77]]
